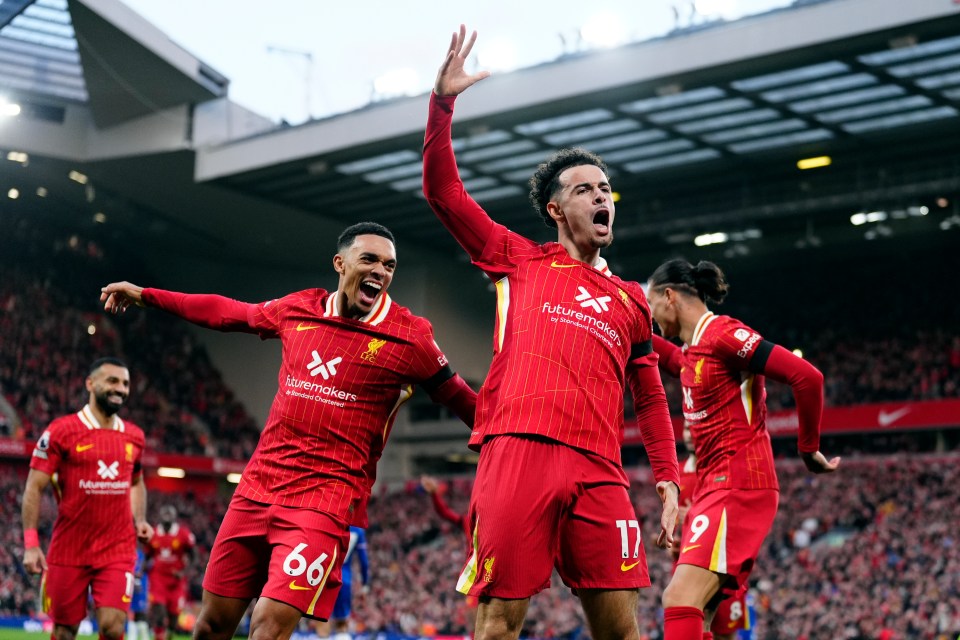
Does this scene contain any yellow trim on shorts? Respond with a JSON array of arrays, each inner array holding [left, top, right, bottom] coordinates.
[[456, 518, 480, 595], [709, 507, 728, 574], [306, 544, 338, 617]]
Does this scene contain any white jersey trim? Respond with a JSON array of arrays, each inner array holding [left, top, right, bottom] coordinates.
[[324, 292, 392, 326], [691, 312, 717, 347], [77, 405, 124, 431]]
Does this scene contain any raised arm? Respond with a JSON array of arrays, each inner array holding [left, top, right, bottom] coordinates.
[[101, 282, 258, 333], [422, 25, 496, 260], [626, 349, 680, 548], [756, 344, 840, 474]]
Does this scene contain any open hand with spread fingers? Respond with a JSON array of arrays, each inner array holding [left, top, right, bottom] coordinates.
[[434, 24, 491, 97]]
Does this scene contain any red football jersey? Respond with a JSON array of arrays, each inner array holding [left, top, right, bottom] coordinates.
[[423, 93, 678, 481], [143, 287, 452, 527], [678, 313, 778, 495], [677, 455, 699, 509], [29, 405, 145, 566], [146, 522, 195, 582]]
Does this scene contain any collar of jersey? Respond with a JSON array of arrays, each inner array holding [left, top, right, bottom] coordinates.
[[157, 522, 179, 536], [690, 311, 717, 347], [553, 251, 613, 276], [593, 256, 612, 276], [324, 291, 392, 326], [77, 404, 125, 431]]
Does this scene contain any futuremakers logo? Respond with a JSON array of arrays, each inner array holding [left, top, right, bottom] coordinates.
[[575, 286, 611, 313], [307, 351, 342, 380], [97, 460, 119, 480]]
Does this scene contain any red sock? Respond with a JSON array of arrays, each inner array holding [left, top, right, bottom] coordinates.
[[154, 628, 166, 640], [664, 606, 705, 640], [702, 633, 714, 640]]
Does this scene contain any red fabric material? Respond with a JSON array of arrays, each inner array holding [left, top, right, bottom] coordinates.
[[423, 91, 675, 477], [143, 287, 458, 528], [627, 355, 680, 486], [141, 289, 255, 333], [761, 345, 823, 453], [29, 409, 144, 565], [653, 334, 684, 377], [664, 606, 706, 640], [427, 374, 477, 429]]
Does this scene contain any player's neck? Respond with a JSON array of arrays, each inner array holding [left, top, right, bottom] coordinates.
[[86, 401, 115, 429], [557, 237, 601, 267], [678, 305, 710, 346]]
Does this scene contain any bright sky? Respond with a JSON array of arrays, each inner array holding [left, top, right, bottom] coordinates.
[[120, 0, 792, 125]]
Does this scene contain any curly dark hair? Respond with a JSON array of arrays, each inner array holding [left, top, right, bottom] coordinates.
[[528, 148, 608, 228]]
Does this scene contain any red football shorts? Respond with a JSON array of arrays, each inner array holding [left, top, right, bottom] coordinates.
[[202, 494, 349, 620], [42, 560, 135, 625], [457, 435, 650, 599], [677, 488, 778, 590], [711, 587, 750, 635], [148, 574, 187, 616]]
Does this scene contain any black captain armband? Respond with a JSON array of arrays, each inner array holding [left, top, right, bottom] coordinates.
[[629, 339, 653, 361], [422, 364, 455, 393], [748, 340, 775, 373]]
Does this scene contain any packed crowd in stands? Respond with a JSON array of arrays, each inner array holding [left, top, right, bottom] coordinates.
[[3, 456, 958, 639], [3, 212, 960, 638], [0, 214, 261, 458]]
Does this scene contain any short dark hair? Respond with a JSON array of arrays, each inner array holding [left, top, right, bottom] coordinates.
[[528, 148, 608, 228], [89, 357, 128, 376], [648, 258, 730, 305], [337, 222, 395, 253]]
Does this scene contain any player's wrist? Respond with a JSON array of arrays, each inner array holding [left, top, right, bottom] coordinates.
[[23, 528, 40, 549]]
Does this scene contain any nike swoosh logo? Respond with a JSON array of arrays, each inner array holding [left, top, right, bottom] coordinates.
[[620, 560, 641, 571], [288, 580, 311, 591], [550, 261, 578, 269], [878, 407, 910, 427], [681, 544, 701, 553], [296, 322, 321, 332], [75, 444, 94, 452]]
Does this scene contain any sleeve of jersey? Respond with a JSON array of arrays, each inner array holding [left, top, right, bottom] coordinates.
[[422, 93, 499, 260], [141, 288, 271, 336], [423, 93, 535, 279], [626, 356, 680, 485], [759, 344, 824, 454], [651, 334, 683, 378], [412, 323, 477, 428], [29, 428, 61, 475], [132, 433, 144, 480]]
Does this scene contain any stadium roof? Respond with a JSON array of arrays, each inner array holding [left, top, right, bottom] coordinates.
[[1, 0, 958, 272]]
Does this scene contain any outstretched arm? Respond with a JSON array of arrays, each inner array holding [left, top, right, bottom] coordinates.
[[422, 25, 496, 260], [757, 344, 840, 474], [101, 282, 258, 333]]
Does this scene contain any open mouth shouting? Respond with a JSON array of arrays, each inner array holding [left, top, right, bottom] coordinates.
[[358, 279, 383, 307], [593, 208, 611, 235]]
